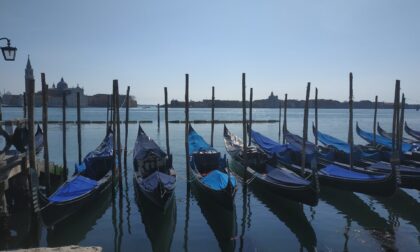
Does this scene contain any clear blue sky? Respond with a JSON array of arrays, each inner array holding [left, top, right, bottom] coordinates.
[[1, 0, 419, 104]]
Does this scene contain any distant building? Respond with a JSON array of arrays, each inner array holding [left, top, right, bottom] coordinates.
[[34, 77, 88, 107], [1, 93, 23, 106], [1, 60, 137, 108]]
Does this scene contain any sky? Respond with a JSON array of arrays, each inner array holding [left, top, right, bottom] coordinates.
[[1, 0, 419, 104]]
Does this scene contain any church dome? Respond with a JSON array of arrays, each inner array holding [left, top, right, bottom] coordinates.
[[57, 77, 68, 90]]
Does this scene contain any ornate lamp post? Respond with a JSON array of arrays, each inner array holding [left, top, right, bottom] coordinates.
[[0, 37, 17, 61]]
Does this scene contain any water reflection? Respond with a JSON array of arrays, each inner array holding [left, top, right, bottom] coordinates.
[[373, 189, 420, 233], [135, 189, 176, 252], [320, 188, 396, 251], [0, 209, 40, 250], [183, 182, 191, 252], [46, 191, 112, 247], [191, 182, 238, 252], [230, 159, 316, 251], [250, 179, 317, 251]]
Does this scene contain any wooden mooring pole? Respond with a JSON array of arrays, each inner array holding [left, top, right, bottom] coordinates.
[[0, 95, 2, 121], [157, 104, 160, 131], [185, 74, 190, 178], [27, 78, 36, 173], [373, 95, 378, 145], [124, 86, 130, 162], [393, 81, 401, 153], [41, 73, 50, 195], [62, 92, 67, 178], [282, 94, 288, 144], [248, 87, 253, 146], [242, 73, 247, 164], [314, 88, 318, 146], [210, 86, 215, 147], [391, 80, 401, 184], [77, 92, 82, 164], [164, 87, 170, 155], [348, 73, 354, 170], [399, 94, 405, 158], [301, 83, 310, 176], [278, 97, 281, 142], [114, 81, 122, 185], [106, 95, 110, 131], [112, 82, 117, 181]]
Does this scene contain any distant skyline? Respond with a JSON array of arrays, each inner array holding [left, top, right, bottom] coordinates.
[[1, 0, 419, 104]]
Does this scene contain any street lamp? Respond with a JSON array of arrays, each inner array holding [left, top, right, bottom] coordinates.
[[0, 37, 17, 61]]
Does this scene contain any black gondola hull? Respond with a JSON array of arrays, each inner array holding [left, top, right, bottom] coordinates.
[[230, 158, 318, 206], [39, 171, 113, 227], [134, 176, 175, 211], [282, 161, 397, 197]]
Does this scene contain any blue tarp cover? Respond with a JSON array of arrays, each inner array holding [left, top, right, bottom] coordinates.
[[320, 164, 386, 181], [315, 128, 382, 161], [48, 175, 98, 203], [316, 129, 352, 153], [140, 171, 176, 191], [250, 130, 289, 155], [201, 170, 237, 190], [266, 165, 310, 186], [357, 125, 412, 153], [188, 126, 215, 153]]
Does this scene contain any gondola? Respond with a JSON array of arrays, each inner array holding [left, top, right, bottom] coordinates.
[[405, 122, 420, 141], [312, 124, 382, 163], [314, 126, 420, 190], [39, 128, 115, 227], [188, 125, 237, 209], [46, 190, 112, 246], [223, 125, 318, 206], [133, 124, 176, 210], [378, 123, 418, 144], [356, 123, 420, 162], [251, 128, 396, 196]]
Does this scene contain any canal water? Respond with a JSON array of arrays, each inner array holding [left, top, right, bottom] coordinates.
[[1, 107, 420, 251]]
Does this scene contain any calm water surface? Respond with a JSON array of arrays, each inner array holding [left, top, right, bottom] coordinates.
[[1, 107, 420, 251]]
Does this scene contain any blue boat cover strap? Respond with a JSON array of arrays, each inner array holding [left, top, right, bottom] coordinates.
[[75, 162, 86, 174], [188, 126, 215, 153], [250, 129, 289, 155], [320, 164, 386, 181], [201, 170, 237, 190], [48, 175, 98, 203], [265, 165, 310, 186], [140, 171, 176, 192]]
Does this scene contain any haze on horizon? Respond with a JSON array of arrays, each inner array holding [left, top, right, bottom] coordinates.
[[1, 0, 419, 104]]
